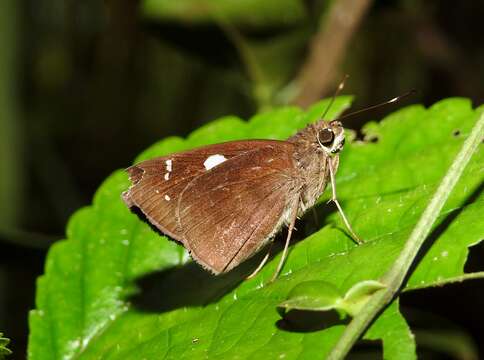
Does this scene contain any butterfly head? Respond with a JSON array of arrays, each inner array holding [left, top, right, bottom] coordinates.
[[316, 120, 345, 155]]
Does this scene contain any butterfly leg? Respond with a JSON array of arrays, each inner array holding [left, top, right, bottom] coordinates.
[[271, 199, 300, 282], [328, 157, 362, 244], [246, 242, 273, 279]]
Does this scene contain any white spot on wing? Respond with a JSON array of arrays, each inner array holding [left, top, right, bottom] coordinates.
[[164, 172, 170, 181], [164, 195, 171, 201], [165, 159, 172, 172], [204, 154, 227, 170]]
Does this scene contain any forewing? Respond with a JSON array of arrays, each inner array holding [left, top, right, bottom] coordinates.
[[122, 140, 289, 241], [177, 143, 299, 274]]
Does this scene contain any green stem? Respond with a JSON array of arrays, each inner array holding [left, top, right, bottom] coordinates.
[[327, 109, 484, 359], [404, 271, 484, 291]]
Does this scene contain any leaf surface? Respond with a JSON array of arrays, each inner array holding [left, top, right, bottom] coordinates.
[[29, 98, 483, 359], [142, 0, 307, 27]]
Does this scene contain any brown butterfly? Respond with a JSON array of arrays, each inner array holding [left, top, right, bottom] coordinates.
[[122, 85, 409, 280]]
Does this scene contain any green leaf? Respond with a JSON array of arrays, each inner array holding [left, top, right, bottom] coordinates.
[[142, 0, 307, 27], [364, 300, 416, 360], [29, 97, 483, 359], [0, 332, 12, 358], [278, 280, 343, 313], [278, 280, 386, 316]]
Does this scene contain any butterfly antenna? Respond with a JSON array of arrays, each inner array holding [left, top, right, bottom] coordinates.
[[337, 89, 416, 122], [320, 74, 349, 121]]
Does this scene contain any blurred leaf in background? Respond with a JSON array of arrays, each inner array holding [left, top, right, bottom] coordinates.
[[0, 332, 12, 359]]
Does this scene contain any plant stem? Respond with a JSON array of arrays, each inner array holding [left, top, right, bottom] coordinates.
[[404, 271, 484, 291], [327, 109, 484, 359], [291, 0, 373, 108]]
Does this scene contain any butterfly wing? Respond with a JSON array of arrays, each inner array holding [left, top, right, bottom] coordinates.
[[176, 142, 300, 274], [122, 140, 294, 242]]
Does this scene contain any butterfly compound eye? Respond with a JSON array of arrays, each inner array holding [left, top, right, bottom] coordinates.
[[318, 128, 334, 145]]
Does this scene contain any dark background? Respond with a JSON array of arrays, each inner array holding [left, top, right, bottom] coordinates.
[[0, 0, 483, 358]]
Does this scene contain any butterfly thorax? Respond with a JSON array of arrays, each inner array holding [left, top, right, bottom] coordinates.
[[288, 120, 344, 214]]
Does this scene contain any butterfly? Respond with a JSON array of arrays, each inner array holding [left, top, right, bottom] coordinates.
[[122, 81, 409, 280], [122, 117, 360, 281]]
